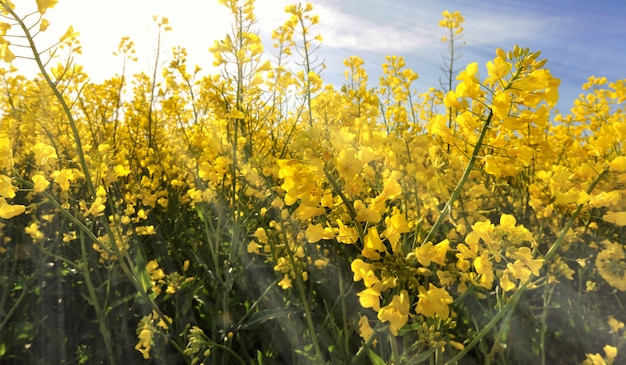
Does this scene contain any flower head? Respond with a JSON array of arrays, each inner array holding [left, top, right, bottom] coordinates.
[[416, 283, 453, 320], [377, 290, 410, 335]]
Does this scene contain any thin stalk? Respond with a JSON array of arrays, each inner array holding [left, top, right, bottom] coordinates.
[[297, 15, 314, 126], [234, 277, 281, 330], [390, 331, 400, 364], [539, 283, 555, 365], [210, 343, 247, 365], [422, 109, 493, 247], [350, 321, 384, 365], [79, 231, 117, 365], [277, 222, 323, 362], [324, 167, 366, 247], [0, 279, 27, 333], [337, 260, 350, 357]]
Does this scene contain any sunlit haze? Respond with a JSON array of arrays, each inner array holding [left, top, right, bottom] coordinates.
[[9, 0, 626, 112]]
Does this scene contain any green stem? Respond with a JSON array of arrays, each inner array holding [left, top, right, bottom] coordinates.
[[350, 321, 384, 365], [79, 231, 117, 365], [338, 259, 350, 357], [278, 221, 324, 362], [0, 278, 27, 334], [539, 283, 554, 365], [422, 109, 493, 247], [210, 343, 247, 365], [324, 167, 366, 247], [390, 331, 400, 364], [234, 278, 281, 330]]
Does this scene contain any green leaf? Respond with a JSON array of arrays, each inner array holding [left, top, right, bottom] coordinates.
[[15, 322, 35, 341], [134, 249, 151, 293], [408, 347, 437, 363], [367, 348, 386, 365], [240, 307, 302, 330]]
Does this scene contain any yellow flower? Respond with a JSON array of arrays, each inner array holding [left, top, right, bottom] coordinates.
[[32, 174, 50, 192], [53, 169, 74, 192], [377, 177, 402, 201], [603, 211, 626, 227], [466, 220, 495, 247], [313, 258, 329, 269], [336, 149, 363, 182], [147, 260, 165, 281], [473, 251, 494, 289], [377, 290, 410, 336], [485, 51, 512, 86], [354, 199, 381, 223], [305, 223, 334, 243], [455, 62, 481, 99], [278, 274, 292, 290], [357, 286, 382, 312], [607, 316, 624, 333], [336, 219, 359, 244], [506, 260, 531, 282], [510, 247, 544, 277], [358, 315, 376, 344], [596, 241, 626, 291], [416, 283, 453, 320], [134, 326, 153, 359], [439, 10, 465, 29], [135, 225, 156, 235], [500, 271, 516, 292], [247, 240, 261, 254], [496, 214, 534, 246], [0, 137, 12, 169], [0, 198, 24, 219], [582, 352, 605, 365], [351, 258, 373, 282], [362, 227, 386, 260], [253, 227, 268, 244], [63, 231, 77, 243], [25, 222, 44, 241], [582, 345, 617, 365], [381, 212, 410, 253], [293, 204, 325, 221], [604, 345, 617, 364], [0, 174, 16, 199], [609, 156, 626, 172], [86, 185, 107, 217], [31, 142, 57, 166], [415, 239, 449, 266]]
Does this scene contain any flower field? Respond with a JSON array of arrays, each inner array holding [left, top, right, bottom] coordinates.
[[0, 1, 625, 364]]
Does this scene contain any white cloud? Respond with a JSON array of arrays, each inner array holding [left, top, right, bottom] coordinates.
[[310, 2, 440, 53], [6, 0, 554, 86]]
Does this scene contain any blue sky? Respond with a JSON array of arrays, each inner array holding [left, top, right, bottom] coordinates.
[[306, 0, 625, 113], [13, 0, 626, 114]]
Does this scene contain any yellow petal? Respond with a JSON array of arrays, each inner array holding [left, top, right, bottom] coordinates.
[[36, 0, 59, 14], [610, 156, 626, 172], [603, 211, 626, 227], [0, 199, 25, 219]]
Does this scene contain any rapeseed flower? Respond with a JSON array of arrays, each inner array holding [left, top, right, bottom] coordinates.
[[596, 241, 626, 291], [416, 283, 453, 320], [135, 326, 153, 359], [378, 290, 410, 336], [0, 197, 24, 219]]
